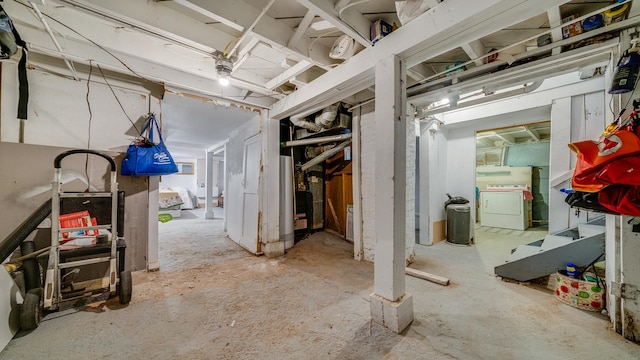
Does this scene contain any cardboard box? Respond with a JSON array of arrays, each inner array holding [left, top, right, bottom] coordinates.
[[370, 19, 392, 45], [59, 211, 97, 238]]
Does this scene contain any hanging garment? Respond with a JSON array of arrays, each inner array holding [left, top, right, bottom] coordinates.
[[569, 129, 640, 192], [598, 184, 640, 217]]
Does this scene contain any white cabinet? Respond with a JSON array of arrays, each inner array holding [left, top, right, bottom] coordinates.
[[480, 191, 529, 230]]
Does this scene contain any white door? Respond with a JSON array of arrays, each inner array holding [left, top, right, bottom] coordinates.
[[239, 134, 261, 253]]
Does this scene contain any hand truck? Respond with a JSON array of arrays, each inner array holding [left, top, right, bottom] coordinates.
[[39, 150, 131, 314]]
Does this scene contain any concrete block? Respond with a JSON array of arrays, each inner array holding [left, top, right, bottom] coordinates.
[[370, 292, 414, 333], [262, 241, 285, 258]]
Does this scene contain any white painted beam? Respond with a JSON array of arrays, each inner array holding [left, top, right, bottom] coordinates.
[[439, 72, 605, 126], [288, 9, 316, 49], [408, 40, 615, 109], [461, 40, 486, 66], [493, 133, 514, 145], [175, 0, 336, 68], [57, 0, 233, 54], [547, 7, 563, 55], [298, 0, 372, 48], [171, 0, 244, 32], [265, 60, 314, 90], [271, 0, 571, 120], [524, 126, 540, 141]]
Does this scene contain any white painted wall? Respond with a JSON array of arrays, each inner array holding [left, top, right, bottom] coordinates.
[[359, 102, 415, 262], [159, 157, 198, 196], [1, 62, 154, 150], [1, 60, 163, 271], [429, 72, 607, 244], [418, 123, 448, 245]]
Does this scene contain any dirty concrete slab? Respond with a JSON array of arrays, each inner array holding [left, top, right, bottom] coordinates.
[[2, 224, 639, 359]]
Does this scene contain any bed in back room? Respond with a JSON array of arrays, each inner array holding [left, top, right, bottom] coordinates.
[[158, 186, 198, 218]]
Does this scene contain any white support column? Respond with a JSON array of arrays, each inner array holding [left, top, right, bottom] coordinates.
[[205, 150, 215, 219], [223, 143, 229, 233], [418, 121, 430, 245], [352, 107, 364, 260], [370, 55, 414, 333], [147, 176, 160, 271]]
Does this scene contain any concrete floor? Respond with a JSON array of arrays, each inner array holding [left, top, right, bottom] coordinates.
[[2, 213, 639, 359]]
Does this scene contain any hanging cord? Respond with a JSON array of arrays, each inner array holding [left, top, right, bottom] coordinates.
[[95, 63, 141, 134], [84, 60, 94, 191], [14, 1, 162, 86]]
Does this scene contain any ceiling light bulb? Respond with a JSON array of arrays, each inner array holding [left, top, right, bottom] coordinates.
[[219, 76, 229, 86]]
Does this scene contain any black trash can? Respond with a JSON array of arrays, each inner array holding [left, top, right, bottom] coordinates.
[[444, 194, 471, 245]]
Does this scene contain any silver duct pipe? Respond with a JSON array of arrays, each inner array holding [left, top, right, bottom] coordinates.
[[290, 116, 322, 132], [282, 133, 352, 147], [299, 140, 351, 172]]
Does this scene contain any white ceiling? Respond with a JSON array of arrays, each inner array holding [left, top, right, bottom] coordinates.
[[161, 93, 258, 159], [3, 0, 639, 155]]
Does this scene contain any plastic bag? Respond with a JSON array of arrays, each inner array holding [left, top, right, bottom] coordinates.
[[395, 0, 438, 25]]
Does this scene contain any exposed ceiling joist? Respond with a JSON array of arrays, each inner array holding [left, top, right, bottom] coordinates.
[[271, 0, 571, 120], [170, 0, 243, 32], [265, 60, 314, 90], [58, 0, 230, 54], [493, 132, 514, 145], [546, 7, 563, 55], [408, 40, 615, 108], [288, 9, 316, 49], [461, 40, 486, 66], [6, 1, 276, 107], [524, 126, 540, 141], [297, 0, 372, 48], [172, 0, 335, 68]]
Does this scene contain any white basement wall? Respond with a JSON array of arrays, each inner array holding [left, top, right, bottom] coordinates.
[[432, 71, 607, 241], [1, 61, 158, 149], [0, 58, 162, 271], [417, 122, 448, 245], [359, 103, 415, 263], [160, 157, 198, 196]]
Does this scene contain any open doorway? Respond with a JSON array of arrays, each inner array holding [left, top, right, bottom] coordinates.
[[153, 92, 256, 270], [474, 121, 551, 265], [280, 104, 354, 252]]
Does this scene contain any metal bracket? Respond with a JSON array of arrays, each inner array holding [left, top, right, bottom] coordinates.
[[611, 282, 638, 300]]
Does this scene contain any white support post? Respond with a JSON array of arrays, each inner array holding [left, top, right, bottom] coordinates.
[[418, 121, 430, 245], [352, 107, 364, 260], [223, 143, 229, 233], [370, 55, 414, 333], [147, 176, 160, 271], [205, 150, 215, 219]]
